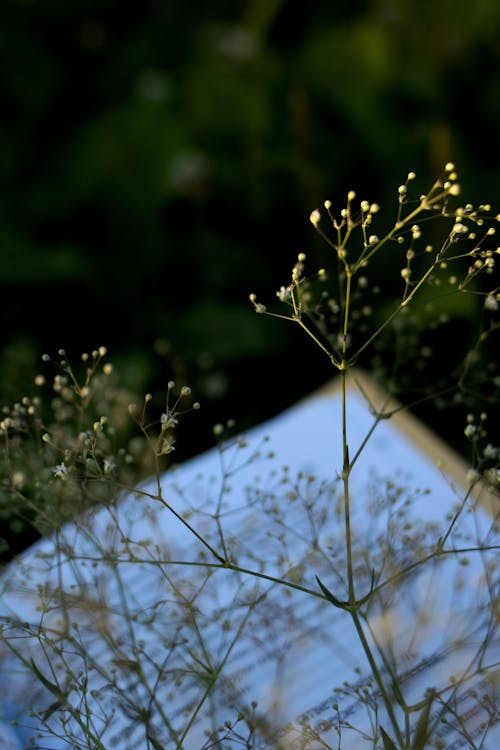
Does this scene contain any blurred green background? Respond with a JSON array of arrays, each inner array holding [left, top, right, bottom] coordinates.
[[1, 0, 499, 552]]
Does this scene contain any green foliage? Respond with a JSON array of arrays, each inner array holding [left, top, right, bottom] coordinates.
[[2, 0, 500, 442]]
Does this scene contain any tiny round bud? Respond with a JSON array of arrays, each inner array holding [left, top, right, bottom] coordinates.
[[309, 209, 321, 227]]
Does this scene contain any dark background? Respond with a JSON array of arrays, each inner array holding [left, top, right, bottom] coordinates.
[[1, 0, 499, 552]]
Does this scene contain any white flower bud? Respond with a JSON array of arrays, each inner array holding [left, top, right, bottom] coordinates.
[[309, 209, 321, 227]]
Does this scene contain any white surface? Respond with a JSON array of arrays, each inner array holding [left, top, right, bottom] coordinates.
[[0, 382, 498, 749]]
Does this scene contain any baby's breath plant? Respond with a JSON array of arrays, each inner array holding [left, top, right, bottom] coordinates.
[[0, 347, 197, 558], [249, 163, 499, 748], [0, 165, 498, 750]]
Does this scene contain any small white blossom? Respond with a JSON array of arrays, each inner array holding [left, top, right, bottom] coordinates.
[[466, 468, 479, 483], [103, 459, 116, 475], [276, 286, 291, 302], [53, 464, 69, 480], [483, 443, 497, 459], [485, 295, 498, 311], [249, 294, 267, 313], [161, 412, 178, 429], [11, 471, 25, 488], [158, 433, 175, 455]]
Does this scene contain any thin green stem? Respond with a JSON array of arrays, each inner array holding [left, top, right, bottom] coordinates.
[[350, 610, 406, 748], [342, 271, 352, 347], [295, 316, 340, 365], [400, 261, 438, 308], [354, 188, 450, 269], [176, 598, 254, 747], [154, 489, 226, 564], [349, 303, 402, 364], [341, 370, 355, 605]]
